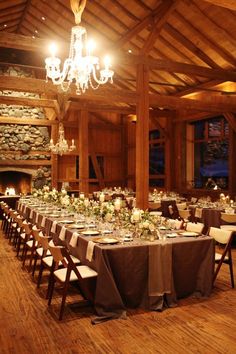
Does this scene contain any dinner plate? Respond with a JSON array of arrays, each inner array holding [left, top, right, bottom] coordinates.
[[102, 230, 113, 234], [81, 230, 100, 236], [48, 214, 61, 218], [59, 220, 74, 224], [179, 231, 199, 237], [67, 224, 85, 229], [166, 233, 178, 238], [93, 237, 119, 244]]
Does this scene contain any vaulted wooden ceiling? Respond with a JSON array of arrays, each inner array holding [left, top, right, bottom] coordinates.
[[0, 0, 236, 108]]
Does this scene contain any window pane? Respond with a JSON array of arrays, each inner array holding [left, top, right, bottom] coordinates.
[[194, 121, 205, 140], [149, 129, 161, 140], [208, 118, 221, 137], [149, 143, 165, 174], [194, 140, 228, 189]]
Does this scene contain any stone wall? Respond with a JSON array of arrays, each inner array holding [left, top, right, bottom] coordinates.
[[0, 124, 50, 156], [0, 65, 52, 188]]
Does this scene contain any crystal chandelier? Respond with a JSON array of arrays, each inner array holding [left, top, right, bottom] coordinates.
[[49, 123, 76, 156], [45, 0, 114, 95]]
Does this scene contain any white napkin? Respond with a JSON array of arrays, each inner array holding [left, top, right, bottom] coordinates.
[[32, 225, 38, 231], [41, 216, 46, 227], [23, 220, 28, 225], [59, 226, 66, 241], [35, 213, 39, 223], [86, 241, 95, 262], [39, 231, 44, 237], [29, 210, 34, 219], [69, 232, 79, 247], [51, 220, 57, 233]]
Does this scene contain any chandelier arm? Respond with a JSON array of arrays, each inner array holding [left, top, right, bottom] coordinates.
[[91, 65, 109, 85]]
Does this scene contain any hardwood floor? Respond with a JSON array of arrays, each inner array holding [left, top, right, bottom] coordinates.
[[0, 226, 236, 354]]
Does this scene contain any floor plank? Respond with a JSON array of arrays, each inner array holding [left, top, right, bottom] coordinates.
[[0, 226, 236, 354]]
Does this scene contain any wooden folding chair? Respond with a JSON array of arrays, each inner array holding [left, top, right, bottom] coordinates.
[[209, 227, 234, 288], [47, 241, 97, 320]]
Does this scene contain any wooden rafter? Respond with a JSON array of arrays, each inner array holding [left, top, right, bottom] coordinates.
[[203, 0, 236, 11], [140, 0, 180, 55], [16, 0, 32, 33], [165, 23, 220, 68]]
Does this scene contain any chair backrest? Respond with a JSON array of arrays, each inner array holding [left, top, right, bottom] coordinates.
[[176, 202, 187, 210], [179, 209, 191, 220], [38, 234, 51, 251], [209, 227, 233, 245], [32, 226, 43, 243], [186, 222, 204, 233], [191, 197, 198, 204], [48, 240, 65, 263], [221, 213, 236, 224]]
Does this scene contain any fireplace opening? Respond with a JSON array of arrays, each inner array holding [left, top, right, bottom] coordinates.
[[0, 171, 32, 195]]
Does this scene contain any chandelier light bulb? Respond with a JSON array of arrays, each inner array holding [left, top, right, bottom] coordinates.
[[49, 42, 58, 57]]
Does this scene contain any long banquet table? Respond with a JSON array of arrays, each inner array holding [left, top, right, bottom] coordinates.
[[19, 201, 215, 323]]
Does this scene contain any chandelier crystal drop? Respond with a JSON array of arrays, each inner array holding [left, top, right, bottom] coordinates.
[[45, 15, 114, 95], [49, 123, 76, 156]]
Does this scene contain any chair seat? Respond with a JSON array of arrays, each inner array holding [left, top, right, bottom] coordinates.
[[20, 232, 26, 240], [215, 252, 229, 261], [69, 255, 81, 264], [54, 265, 98, 283], [220, 225, 236, 232], [26, 240, 38, 248], [36, 248, 51, 257]]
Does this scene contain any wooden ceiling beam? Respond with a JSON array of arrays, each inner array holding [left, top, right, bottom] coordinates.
[[149, 93, 236, 113], [1, 32, 236, 82], [0, 116, 56, 126], [0, 4, 25, 18], [140, 0, 180, 55], [1, 75, 236, 113], [202, 0, 236, 11], [0, 95, 57, 108]]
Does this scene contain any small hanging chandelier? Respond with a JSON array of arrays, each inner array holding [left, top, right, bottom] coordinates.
[[45, 0, 114, 95], [49, 123, 76, 155]]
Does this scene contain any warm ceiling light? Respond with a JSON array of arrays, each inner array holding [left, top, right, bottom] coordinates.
[[35, 29, 38, 33], [32, 35, 35, 39], [128, 49, 132, 53], [41, 16, 46, 21], [45, 0, 114, 95], [4, 24, 7, 27]]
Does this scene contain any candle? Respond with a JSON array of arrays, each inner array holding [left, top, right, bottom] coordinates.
[[114, 198, 121, 211], [99, 192, 105, 203], [132, 209, 140, 222], [80, 193, 85, 200], [84, 198, 89, 207]]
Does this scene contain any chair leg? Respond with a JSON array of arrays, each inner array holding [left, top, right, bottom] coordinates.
[[59, 280, 70, 321], [22, 247, 28, 267], [47, 277, 55, 306], [32, 254, 38, 277], [228, 250, 234, 288], [37, 262, 44, 288], [16, 237, 22, 257]]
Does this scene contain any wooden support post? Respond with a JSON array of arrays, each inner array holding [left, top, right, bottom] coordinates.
[[135, 64, 149, 210], [79, 110, 89, 195], [121, 114, 128, 188], [51, 123, 58, 189]]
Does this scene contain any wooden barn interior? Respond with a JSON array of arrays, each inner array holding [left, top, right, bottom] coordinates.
[[0, 1, 236, 353]]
